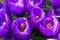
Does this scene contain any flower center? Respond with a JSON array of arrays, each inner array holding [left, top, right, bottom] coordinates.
[[30, 0, 40, 5], [35, 16, 39, 20], [46, 23, 52, 28], [20, 23, 25, 32], [30, 1, 34, 5]]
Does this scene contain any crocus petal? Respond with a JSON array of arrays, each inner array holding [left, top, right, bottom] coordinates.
[[26, 0, 45, 12], [11, 17, 31, 39], [50, 0, 60, 7], [30, 6, 45, 29], [0, 2, 9, 15], [0, 14, 10, 37], [54, 7, 60, 16], [39, 10, 59, 36], [6, 0, 25, 15], [0, 2, 10, 37], [4, 31, 15, 40]]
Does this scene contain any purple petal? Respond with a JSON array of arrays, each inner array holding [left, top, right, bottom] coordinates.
[[39, 10, 59, 36], [30, 6, 45, 29], [26, 0, 45, 12], [50, 0, 60, 7], [11, 17, 31, 39], [6, 0, 25, 15]]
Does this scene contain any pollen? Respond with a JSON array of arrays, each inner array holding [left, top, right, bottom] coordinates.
[[20, 23, 25, 32], [35, 16, 39, 20], [46, 23, 52, 28], [20, 23, 25, 28], [30, 1, 34, 5]]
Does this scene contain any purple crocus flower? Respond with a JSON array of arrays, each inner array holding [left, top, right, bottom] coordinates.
[[39, 10, 59, 36], [50, 0, 60, 7], [4, 31, 15, 40], [0, 13, 10, 37], [0, 2, 10, 37], [26, 0, 45, 12], [11, 17, 31, 39], [30, 6, 45, 29], [6, 0, 25, 15]]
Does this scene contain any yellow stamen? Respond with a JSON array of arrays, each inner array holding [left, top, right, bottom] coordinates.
[[46, 23, 52, 28], [35, 16, 39, 20], [30, 1, 34, 5], [21, 23, 25, 28], [20, 23, 25, 32]]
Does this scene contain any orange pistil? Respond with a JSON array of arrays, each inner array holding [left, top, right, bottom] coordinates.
[[46, 23, 52, 28], [20, 23, 25, 32], [35, 16, 39, 20], [30, 1, 34, 5]]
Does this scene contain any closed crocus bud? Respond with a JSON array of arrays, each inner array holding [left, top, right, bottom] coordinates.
[[30, 6, 45, 29], [39, 10, 59, 36], [50, 0, 60, 7], [11, 17, 31, 39], [26, 0, 45, 12], [6, 0, 25, 15]]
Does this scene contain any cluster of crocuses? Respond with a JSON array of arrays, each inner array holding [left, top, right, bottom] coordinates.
[[0, 0, 60, 40]]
